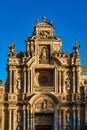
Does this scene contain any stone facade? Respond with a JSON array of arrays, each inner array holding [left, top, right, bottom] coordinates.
[[0, 17, 87, 130]]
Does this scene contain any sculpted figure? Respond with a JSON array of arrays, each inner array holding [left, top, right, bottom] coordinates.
[[41, 48, 47, 60], [16, 77, 21, 90], [65, 77, 70, 90], [42, 100, 47, 110], [66, 111, 70, 122], [17, 111, 21, 122]]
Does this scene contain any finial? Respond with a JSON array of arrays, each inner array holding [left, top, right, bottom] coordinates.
[[42, 16, 46, 22], [36, 19, 39, 24], [49, 20, 53, 24], [73, 40, 80, 52], [9, 39, 15, 50]]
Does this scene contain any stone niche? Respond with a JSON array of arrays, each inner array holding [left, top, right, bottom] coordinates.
[[39, 45, 50, 64]]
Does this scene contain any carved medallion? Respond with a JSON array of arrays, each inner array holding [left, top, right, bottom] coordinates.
[[35, 71, 53, 86]]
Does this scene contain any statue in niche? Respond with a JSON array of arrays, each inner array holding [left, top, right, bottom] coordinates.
[[42, 100, 47, 110], [65, 77, 70, 91], [66, 111, 70, 122], [17, 111, 22, 122], [16, 77, 21, 90], [41, 47, 47, 60]]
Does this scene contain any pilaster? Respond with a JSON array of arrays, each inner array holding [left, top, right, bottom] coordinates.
[[23, 105, 27, 130]]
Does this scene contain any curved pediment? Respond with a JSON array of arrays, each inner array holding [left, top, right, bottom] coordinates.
[[28, 92, 59, 106]]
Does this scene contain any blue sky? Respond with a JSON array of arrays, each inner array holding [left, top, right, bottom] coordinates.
[[0, 0, 87, 82]]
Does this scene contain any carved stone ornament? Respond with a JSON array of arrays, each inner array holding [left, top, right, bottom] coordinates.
[[65, 77, 71, 91], [16, 77, 21, 90], [17, 111, 22, 122], [35, 99, 54, 112], [66, 111, 71, 123]]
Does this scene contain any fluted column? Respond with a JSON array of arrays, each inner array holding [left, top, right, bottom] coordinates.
[[59, 71, 61, 93], [77, 107, 80, 130], [30, 110, 34, 130], [23, 105, 27, 130], [28, 70, 31, 93], [76, 68, 80, 93], [73, 110, 76, 130], [2, 108, 5, 130], [9, 110, 12, 130], [54, 109, 58, 130], [24, 70, 26, 93], [72, 68, 75, 93], [13, 110, 17, 130], [31, 69, 34, 93], [55, 68, 58, 93], [63, 110, 66, 130], [85, 105, 87, 126], [9, 70, 12, 93], [59, 110, 62, 130], [27, 105, 30, 130], [63, 71, 65, 93], [13, 70, 16, 93]]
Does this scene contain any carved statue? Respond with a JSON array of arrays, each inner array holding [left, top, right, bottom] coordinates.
[[65, 77, 70, 90], [66, 111, 70, 122], [41, 47, 47, 60], [17, 111, 21, 122], [42, 100, 47, 110], [16, 77, 21, 90]]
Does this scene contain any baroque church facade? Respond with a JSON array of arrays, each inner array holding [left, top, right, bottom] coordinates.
[[0, 17, 87, 130]]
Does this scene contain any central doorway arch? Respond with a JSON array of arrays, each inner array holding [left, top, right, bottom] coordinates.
[[35, 113, 53, 130]]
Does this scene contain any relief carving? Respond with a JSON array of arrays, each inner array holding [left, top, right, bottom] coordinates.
[[35, 99, 54, 112], [66, 111, 71, 123], [16, 77, 21, 90], [65, 77, 71, 91], [17, 110, 22, 122]]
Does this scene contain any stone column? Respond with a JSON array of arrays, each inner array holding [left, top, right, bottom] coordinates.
[[24, 70, 26, 93], [28, 70, 31, 93], [27, 105, 30, 130], [2, 108, 5, 130], [13, 109, 17, 130], [9, 110, 12, 130], [63, 110, 66, 130], [31, 69, 34, 93], [59, 71, 61, 93], [54, 109, 58, 130], [55, 68, 58, 93], [85, 105, 87, 126], [76, 68, 80, 93], [72, 68, 75, 93], [23, 105, 27, 130], [30, 110, 34, 130], [77, 106, 80, 130], [9, 70, 12, 93], [63, 71, 65, 93], [13, 70, 16, 93], [73, 110, 76, 130], [59, 110, 62, 130]]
